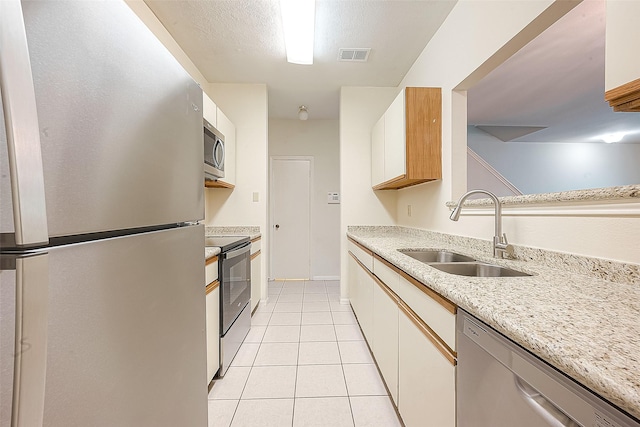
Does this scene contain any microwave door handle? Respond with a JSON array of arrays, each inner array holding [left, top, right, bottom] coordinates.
[[2, 253, 49, 427], [213, 139, 225, 169], [0, 0, 49, 248]]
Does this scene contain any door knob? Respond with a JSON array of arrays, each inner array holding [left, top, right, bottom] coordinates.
[[275, 224, 280, 229]]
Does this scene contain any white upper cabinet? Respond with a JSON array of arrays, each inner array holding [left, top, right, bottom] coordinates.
[[384, 92, 406, 181], [371, 116, 385, 187], [371, 87, 442, 190], [203, 92, 217, 127], [215, 108, 236, 187]]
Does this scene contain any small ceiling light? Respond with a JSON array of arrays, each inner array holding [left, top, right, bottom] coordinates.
[[298, 105, 309, 121], [601, 133, 625, 143], [280, 0, 315, 65]]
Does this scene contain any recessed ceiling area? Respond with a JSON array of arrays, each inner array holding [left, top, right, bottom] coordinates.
[[144, 0, 457, 119], [467, 0, 640, 144]]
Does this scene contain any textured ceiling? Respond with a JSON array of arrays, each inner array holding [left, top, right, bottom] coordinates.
[[468, 0, 640, 144], [144, 0, 457, 119]]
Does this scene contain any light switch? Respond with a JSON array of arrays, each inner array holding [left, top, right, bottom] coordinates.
[[252, 192, 259, 202], [328, 192, 340, 204]]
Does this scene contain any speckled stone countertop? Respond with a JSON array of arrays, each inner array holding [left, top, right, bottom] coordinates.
[[205, 225, 261, 241], [205, 247, 220, 260], [204, 226, 261, 260], [445, 184, 640, 207], [347, 226, 640, 420]]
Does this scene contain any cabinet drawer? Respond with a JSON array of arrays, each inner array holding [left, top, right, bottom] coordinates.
[[205, 257, 218, 286], [396, 273, 456, 351], [373, 257, 400, 295], [348, 240, 373, 272]]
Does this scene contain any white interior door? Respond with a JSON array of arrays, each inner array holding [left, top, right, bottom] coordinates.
[[270, 157, 311, 279]]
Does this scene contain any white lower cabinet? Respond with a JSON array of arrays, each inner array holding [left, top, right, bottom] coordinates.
[[372, 280, 399, 403], [348, 239, 455, 427], [205, 285, 219, 382], [398, 308, 455, 427], [356, 262, 374, 342]]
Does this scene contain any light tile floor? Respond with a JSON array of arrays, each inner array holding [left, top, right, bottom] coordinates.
[[208, 280, 403, 427]]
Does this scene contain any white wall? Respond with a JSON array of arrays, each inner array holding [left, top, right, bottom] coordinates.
[[204, 83, 269, 300], [339, 86, 401, 300], [269, 119, 340, 279], [467, 126, 640, 194], [605, 0, 640, 91]]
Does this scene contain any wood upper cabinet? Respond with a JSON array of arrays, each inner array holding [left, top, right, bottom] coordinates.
[[605, 78, 640, 112], [371, 87, 442, 190]]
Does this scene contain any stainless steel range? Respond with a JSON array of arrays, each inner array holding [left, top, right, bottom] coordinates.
[[205, 236, 251, 377]]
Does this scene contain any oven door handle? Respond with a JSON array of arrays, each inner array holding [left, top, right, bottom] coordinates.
[[224, 244, 250, 259]]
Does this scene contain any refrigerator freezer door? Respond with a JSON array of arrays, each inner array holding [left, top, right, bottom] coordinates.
[[39, 225, 205, 426], [1, 253, 49, 427], [1, 1, 204, 242]]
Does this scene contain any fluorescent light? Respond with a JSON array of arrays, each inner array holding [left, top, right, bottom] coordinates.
[[601, 133, 625, 143], [280, 0, 315, 65]]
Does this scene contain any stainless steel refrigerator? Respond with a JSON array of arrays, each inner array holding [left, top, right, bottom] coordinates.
[[0, 1, 207, 425]]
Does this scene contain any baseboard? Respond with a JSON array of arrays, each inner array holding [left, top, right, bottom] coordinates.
[[312, 275, 341, 281], [340, 298, 350, 305]]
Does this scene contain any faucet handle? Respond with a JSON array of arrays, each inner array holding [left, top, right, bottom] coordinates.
[[502, 233, 509, 244]]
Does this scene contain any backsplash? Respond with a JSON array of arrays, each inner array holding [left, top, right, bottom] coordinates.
[[205, 226, 260, 237], [347, 226, 640, 286]]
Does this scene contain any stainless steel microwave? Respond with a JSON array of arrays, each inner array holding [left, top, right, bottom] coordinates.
[[204, 119, 225, 180]]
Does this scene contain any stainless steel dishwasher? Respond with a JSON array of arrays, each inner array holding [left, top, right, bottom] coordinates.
[[457, 310, 640, 427]]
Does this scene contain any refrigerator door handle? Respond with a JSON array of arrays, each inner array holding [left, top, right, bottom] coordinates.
[[7, 253, 49, 427], [0, 0, 49, 248]]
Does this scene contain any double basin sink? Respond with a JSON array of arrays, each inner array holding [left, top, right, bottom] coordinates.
[[399, 250, 531, 277]]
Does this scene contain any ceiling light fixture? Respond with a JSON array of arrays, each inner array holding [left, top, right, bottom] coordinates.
[[601, 133, 625, 143], [298, 105, 309, 121], [280, 0, 315, 65]]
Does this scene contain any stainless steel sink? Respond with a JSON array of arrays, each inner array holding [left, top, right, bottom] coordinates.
[[429, 262, 532, 277], [399, 250, 476, 263]]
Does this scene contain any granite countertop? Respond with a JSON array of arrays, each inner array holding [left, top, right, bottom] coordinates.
[[204, 226, 261, 260], [204, 225, 261, 241], [205, 247, 220, 260], [347, 226, 640, 420]]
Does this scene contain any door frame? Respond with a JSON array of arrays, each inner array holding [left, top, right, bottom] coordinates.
[[268, 156, 314, 281]]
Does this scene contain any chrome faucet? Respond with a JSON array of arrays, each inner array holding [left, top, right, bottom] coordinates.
[[449, 190, 513, 258]]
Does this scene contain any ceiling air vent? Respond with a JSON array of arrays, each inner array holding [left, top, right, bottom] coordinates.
[[338, 48, 371, 62]]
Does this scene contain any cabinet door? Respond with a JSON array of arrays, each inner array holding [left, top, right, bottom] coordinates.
[[203, 93, 217, 127], [384, 90, 406, 181], [398, 308, 455, 427], [216, 108, 236, 186], [371, 115, 385, 187], [356, 264, 374, 344], [251, 253, 261, 312], [372, 281, 399, 403], [206, 286, 220, 382], [348, 254, 360, 314]]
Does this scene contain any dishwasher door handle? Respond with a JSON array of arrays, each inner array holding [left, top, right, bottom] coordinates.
[[514, 376, 581, 427]]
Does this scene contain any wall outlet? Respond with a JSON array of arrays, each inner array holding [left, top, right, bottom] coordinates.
[[407, 205, 412, 217]]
